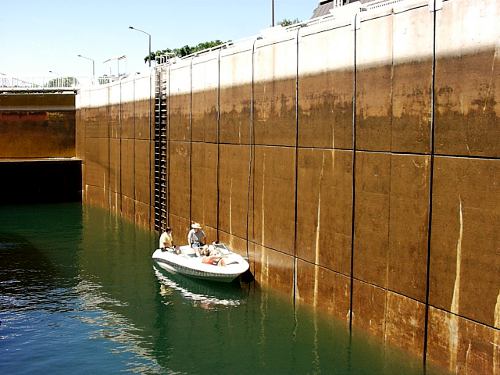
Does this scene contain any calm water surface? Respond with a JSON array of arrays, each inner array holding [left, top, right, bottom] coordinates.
[[0, 203, 446, 374]]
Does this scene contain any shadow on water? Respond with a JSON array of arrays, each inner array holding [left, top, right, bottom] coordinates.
[[0, 232, 59, 312]]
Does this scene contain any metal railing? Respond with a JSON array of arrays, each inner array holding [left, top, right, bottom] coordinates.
[[0, 74, 126, 90]]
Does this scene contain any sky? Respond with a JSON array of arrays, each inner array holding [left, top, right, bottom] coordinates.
[[0, 0, 319, 80]]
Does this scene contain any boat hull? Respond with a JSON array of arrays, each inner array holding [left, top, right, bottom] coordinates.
[[152, 246, 249, 283]]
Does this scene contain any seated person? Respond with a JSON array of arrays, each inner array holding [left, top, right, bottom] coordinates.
[[187, 222, 207, 249], [159, 227, 174, 251], [199, 244, 225, 266], [201, 255, 225, 266]]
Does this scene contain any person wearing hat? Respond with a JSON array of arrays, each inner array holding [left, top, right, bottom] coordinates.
[[187, 222, 206, 249], [159, 227, 174, 251]]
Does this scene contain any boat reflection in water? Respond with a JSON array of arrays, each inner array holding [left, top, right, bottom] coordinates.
[[153, 265, 248, 310]]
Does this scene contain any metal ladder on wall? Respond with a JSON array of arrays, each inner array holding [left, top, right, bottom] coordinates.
[[154, 66, 168, 232]]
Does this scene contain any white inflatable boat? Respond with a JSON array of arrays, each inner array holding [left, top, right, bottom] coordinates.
[[152, 243, 249, 283]]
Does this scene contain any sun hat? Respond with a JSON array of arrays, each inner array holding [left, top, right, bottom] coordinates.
[[191, 222, 202, 229]]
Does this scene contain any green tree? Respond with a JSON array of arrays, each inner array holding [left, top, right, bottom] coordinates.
[[278, 18, 301, 27], [144, 40, 226, 63]]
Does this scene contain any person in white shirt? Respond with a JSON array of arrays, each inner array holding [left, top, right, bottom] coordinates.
[[187, 222, 206, 249]]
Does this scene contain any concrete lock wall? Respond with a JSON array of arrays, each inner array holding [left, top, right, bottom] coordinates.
[[0, 93, 76, 158], [76, 0, 499, 373], [76, 73, 154, 228]]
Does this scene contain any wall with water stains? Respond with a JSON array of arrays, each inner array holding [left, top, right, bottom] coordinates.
[[76, 0, 499, 373], [76, 74, 154, 229], [0, 93, 75, 158]]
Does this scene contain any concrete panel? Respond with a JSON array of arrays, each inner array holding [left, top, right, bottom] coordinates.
[[89, 85, 108, 109], [0, 93, 75, 110], [430, 156, 500, 327], [150, 140, 155, 224], [170, 62, 192, 96], [427, 307, 499, 374], [191, 142, 217, 229], [219, 84, 251, 145], [254, 38, 297, 146], [434, 0, 499, 157], [76, 109, 85, 159], [219, 49, 252, 145], [169, 93, 191, 142], [84, 137, 108, 189], [109, 83, 121, 106], [354, 152, 431, 297], [354, 152, 391, 286], [109, 138, 121, 195], [192, 56, 218, 143], [435, 0, 499, 56], [296, 259, 350, 321], [356, 14, 393, 151], [299, 22, 352, 77], [384, 291, 425, 357], [168, 141, 191, 220], [298, 24, 353, 150], [121, 101, 135, 139], [134, 73, 152, 102], [83, 107, 99, 138], [135, 99, 151, 140], [134, 139, 151, 205], [97, 106, 109, 138], [218, 144, 251, 240], [434, 49, 499, 158], [109, 103, 120, 139], [192, 90, 217, 143], [253, 76, 296, 147], [0, 93, 76, 158], [217, 230, 248, 258], [192, 55, 219, 93], [220, 46, 252, 88], [253, 146, 296, 255], [121, 139, 134, 199], [168, 213, 191, 246], [392, 5, 433, 153], [120, 77, 135, 104], [0, 111, 76, 158], [251, 242, 294, 297], [298, 70, 353, 150], [134, 201, 151, 230], [296, 148, 352, 275], [85, 184, 107, 209], [122, 195, 135, 223], [255, 35, 297, 82], [352, 280, 386, 339], [387, 154, 430, 302]]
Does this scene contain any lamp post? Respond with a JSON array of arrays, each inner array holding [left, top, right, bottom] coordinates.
[[77, 54, 95, 81], [129, 26, 152, 67], [103, 55, 127, 78], [272, 0, 275, 27]]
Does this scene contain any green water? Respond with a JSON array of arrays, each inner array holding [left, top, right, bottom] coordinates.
[[0, 203, 445, 374]]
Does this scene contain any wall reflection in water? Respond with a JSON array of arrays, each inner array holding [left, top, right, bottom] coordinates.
[[0, 204, 445, 375]]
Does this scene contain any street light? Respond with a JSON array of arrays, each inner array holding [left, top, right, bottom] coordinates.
[[103, 55, 127, 77], [77, 54, 95, 81], [272, 0, 275, 27], [129, 25, 152, 67]]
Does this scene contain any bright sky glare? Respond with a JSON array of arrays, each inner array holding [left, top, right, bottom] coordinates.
[[0, 0, 318, 80]]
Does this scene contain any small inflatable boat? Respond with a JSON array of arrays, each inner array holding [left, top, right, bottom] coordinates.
[[152, 243, 249, 283]]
